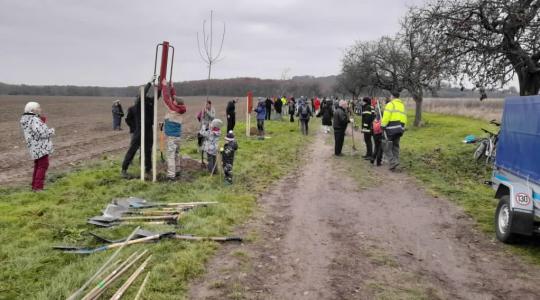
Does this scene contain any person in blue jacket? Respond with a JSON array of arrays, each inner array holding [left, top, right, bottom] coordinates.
[[254, 98, 267, 140]]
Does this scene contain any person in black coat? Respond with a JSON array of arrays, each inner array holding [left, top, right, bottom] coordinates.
[[274, 97, 283, 119], [226, 99, 237, 132], [320, 98, 333, 133], [333, 100, 350, 156], [125, 104, 136, 135], [361, 97, 375, 160], [288, 97, 296, 122], [112, 100, 124, 130], [265, 97, 273, 120], [121, 80, 159, 178]]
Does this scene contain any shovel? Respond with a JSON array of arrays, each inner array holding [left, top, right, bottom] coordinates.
[[54, 230, 243, 254], [87, 218, 177, 228], [113, 197, 217, 209], [54, 232, 175, 254], [89, 215, 178, 223], [350, 122, 358, 152], [90, 231, 244, 244], [102, 204, 184, 218], [374, 99, 391, 160]]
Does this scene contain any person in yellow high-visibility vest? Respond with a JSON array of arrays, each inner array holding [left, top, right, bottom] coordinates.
[[381, 93, 407, 171]]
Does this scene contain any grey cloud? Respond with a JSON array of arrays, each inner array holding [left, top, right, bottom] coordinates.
[[0, 0, 426, 86]]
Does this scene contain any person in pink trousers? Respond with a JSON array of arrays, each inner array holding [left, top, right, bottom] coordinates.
[[20, 101, 55, 191]]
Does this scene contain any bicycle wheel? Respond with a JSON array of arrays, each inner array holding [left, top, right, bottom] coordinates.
[[474, 140, 487, 162]]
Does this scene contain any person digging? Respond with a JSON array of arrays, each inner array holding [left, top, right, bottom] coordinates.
[[121, 77, 159, 179], [160, 80, 187, 181]]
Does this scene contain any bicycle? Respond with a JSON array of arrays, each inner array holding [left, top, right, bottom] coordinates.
[[473, 120, 500, 164]]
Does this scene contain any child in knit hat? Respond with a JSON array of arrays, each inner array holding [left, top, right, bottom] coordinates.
[[201, 118, 223, 174], [221, 131, 238, 184]]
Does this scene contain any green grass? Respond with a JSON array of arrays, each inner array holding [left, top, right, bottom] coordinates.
[[401, 112, 540, 263], [0, 119, 311, 299]]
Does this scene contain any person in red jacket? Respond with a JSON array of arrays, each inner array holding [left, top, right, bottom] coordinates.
[[314, 97, 321, 115]]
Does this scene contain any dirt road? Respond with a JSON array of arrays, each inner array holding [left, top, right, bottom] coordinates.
[[190, 131, 540, 300]]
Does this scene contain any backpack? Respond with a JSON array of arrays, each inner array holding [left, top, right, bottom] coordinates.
[[300, 104, 309, 118], [373, 119, 383, 135]]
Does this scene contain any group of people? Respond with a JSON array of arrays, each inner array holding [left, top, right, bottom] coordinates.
[[253, 95, 318, 138], [326, 93, 407, 171], [118, 78, 240, 184], [18, 81, 405, 191]]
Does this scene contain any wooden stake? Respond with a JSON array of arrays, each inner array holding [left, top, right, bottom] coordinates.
[[67, 226, 141, 300], [110, 255, 152, 300], [140, 86, 145, 181], [133, 272, 150, 300], [152, 85, 158, 182]]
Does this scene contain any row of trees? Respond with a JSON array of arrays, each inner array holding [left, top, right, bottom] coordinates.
[[338, 0, 540, 126], [0, 77, 322, 98]]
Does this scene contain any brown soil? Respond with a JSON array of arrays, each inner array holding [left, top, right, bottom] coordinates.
[[189, 131, 540, 300], [0, 95, 240, 186]]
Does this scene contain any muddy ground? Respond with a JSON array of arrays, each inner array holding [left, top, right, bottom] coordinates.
[[189, 131, 540, 300], [0, 95, 239, 186]]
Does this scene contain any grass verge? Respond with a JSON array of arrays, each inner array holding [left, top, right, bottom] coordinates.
[[401, 112, 540, 263], [0, 118, 309, 299]]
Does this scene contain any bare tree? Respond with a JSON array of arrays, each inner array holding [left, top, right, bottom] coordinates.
[[399, 10, 454, 126], [337, 42, 380, 99], [278, 68, 291, 96], [197, 10, 226, 101], [340, 32, 450, 126], [415, 0, 540, 96]]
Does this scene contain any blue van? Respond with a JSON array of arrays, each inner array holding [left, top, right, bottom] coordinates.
[[491, 96, 540, 243]]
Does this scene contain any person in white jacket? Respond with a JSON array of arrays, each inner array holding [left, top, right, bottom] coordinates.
[[20, 101, 55, 191]]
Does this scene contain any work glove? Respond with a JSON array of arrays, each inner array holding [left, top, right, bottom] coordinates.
[[349, 118, 355, 123]]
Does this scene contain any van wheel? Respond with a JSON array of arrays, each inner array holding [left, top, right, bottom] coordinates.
[[495, 195, 517, 243]]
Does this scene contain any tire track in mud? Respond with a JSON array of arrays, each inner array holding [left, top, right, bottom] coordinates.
[[189, 131, 540, 300]]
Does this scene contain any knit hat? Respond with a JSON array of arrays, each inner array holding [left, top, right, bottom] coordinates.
[[24, 101, 40, 113], [210, 118, 223, 129], [225, 130, 235, 141]]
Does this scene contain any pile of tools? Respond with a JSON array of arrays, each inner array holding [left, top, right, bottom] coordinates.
[[87, 197, 217, 227], [59, 198, 243, 299]]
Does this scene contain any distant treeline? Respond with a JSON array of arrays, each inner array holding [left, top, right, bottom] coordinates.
[[0, 76, 330, 98], [0, 76, 517, 99]]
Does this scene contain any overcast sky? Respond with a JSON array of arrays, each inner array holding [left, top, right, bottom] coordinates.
[[0, 0, 425, 87]]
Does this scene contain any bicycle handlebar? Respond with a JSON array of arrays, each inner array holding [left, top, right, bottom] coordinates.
[[481, 128, 497, 135], [490, 119, 501, 126]]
